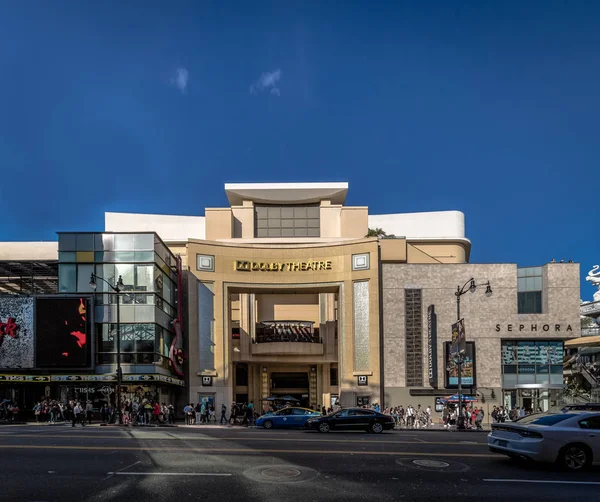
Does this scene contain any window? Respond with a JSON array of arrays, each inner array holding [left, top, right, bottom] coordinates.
[[330, 367, 338, 386], [335, 410, 350, 417], [579, 417, 600, 430], [516, 414, 576, 426], [255, 204, 320, 238], [292, 408, 308, 415], [405, 289, 423, 387], [278, 408, 293, 416], [235, 364, 248, 386], [501, 341, 563, 387], [517, 267, 543, 313], [350, 409, 375, 416]]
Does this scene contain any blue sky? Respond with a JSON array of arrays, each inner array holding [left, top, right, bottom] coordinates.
[[0, 1, 597, 300]]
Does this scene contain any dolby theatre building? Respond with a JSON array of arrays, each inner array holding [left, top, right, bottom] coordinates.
[[106, 182, 478, 411]]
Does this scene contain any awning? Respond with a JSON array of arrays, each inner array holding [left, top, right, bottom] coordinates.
[[565, 336, 600, 348]]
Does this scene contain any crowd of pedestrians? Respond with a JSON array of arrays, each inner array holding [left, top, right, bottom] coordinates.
[[0, 400, 19, 421]]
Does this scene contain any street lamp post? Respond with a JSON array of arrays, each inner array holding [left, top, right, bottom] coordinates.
[[89, 273, 124, 424], [454, 278, 492, 430]]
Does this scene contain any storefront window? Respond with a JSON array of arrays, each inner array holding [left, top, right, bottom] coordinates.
[[501, 340, 564, 387]]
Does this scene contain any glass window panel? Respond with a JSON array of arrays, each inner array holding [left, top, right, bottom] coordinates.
[[59, 252, 76, 262], [98, 264, 116, 293], [550, 369, 564, 385], [525, 277, 534, 291], [77, 264, 94, 292], [517, 367, 535, 384], [281, 228, 294, 237], [58, 264, 76, 293], [268, 218, 280, 228], [307, 227, 320, 237], [294, 218, 307, 228], [294, 206, 307, 217], [533, 276, 542, 290], [76, 234, 94, 251], [134, 251, 154, 262], [58, 234, 77, 251], [518, 342, 536, 364], [281, 219, 294, 228], [502, 373, 517, 388], [517, 278, 527, 291], [256, 228, 268, 237], [281, 207, 294, 218], [267, 228, 281, 237], [257, 219, 268, 229], [533, 267, 542, 276], [267, 207, 281, 218], [295, 227, 307, 237], [549, 342, 563, 364], [136, 264, 154, 292], [114, 234, 134, 250], [535, 342, 549, 364], [307, 218, 320, 228], [113, 252, 136, 262], [307, 206, 320, 218], [115, 264, 134, 290], [517, 268, 526, 278], [162, 273, 172, 305], [134, 234, 154, 250], [255, 206, 268, 218]]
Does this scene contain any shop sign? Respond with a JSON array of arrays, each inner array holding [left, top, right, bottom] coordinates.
[[0, 374, 49, 382], [0, 373, 185, 387], [235, 260, 333, 272], [357, 375, 368, 386], [427, 305, 438, 387], [495, 323, 573, 332], [202, 376, 213, 386]]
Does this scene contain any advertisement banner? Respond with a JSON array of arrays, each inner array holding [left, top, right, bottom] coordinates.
[[450, 318, 466, 356], [0, 296, 34, 369], [445, 341, 476, 388], [35, 297, 91, 368]]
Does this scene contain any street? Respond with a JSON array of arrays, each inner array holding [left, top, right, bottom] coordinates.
[[0, 424, 598, 501]]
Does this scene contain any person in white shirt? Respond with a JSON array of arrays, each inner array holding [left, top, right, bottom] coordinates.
[[425, 406, 432, 428], [72, 402, 84, 427]]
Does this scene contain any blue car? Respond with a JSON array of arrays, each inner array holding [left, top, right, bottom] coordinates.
[[256, 407, 321, 429]]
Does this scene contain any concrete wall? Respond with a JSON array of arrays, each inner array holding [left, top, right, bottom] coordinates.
[[382, 262, 581, 414], [256, 293, 320, 323]]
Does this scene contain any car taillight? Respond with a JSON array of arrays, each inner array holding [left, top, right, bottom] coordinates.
[[518, 430, 543, 439]]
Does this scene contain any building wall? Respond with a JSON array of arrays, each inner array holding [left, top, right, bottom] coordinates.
[[256, 293, 319, 323], [382, 262, 580, 412]]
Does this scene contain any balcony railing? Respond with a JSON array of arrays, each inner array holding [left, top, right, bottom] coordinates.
[[254, 321, 321, 344]]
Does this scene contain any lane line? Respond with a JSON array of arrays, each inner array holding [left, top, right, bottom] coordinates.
[[108, 472, 232, 477], [117, 461, 141, 473], [4, 434, 487, 446], [0, 444, 495, 457], [483, 479, 600, 486]]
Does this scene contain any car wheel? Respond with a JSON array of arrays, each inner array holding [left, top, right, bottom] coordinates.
[[262, 420, 273, 430], [560, 444, 592, 471], [319, 422, 330, 433], [370, 422, 384, 434]]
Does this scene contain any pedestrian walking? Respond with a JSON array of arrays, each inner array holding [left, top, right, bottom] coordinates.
[[85, 400, 93, 424], [220, 403, 227, 424]]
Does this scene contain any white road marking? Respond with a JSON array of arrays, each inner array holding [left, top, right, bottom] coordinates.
[[108, 472, 232, 477], [483, 479, 600, 486], [415, 438, 427, 443], [117, 461, 141, 473]]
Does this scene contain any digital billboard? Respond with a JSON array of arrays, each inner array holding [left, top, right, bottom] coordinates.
[[0, 296, 34, 369], [35, 298, 91, 368], [444, 341, 476, 388]]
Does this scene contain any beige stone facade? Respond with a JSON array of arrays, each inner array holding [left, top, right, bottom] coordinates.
[[382, 262, 581, 417]]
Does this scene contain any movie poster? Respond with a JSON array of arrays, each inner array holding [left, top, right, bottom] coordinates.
[[0, 296, 34, 369]]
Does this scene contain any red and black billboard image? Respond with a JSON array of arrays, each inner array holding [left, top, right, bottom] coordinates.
[[35, 298, 91, 368]]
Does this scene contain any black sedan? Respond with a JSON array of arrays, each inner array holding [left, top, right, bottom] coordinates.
[[305, 408, 395, 434]]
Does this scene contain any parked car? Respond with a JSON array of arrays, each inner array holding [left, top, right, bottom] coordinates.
[[488, 411, 600, 471], [256, 407, 321, 429], [305, 408, 395, 434], [561, 403, 600, 412]]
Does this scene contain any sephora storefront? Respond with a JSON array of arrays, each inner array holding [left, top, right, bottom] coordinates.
[[501, 340, 564, 412]]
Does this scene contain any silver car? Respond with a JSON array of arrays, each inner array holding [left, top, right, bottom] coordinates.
[[488, 411, 600, 471]]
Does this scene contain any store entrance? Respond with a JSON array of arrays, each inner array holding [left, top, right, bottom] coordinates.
[[503, 389, 552, 413], [270, 372, 310, 408]]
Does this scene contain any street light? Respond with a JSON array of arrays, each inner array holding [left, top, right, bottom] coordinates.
[[455, 279, 492, 430], [89, 273, 124, 424]]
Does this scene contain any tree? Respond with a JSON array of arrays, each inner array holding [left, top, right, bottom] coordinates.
[[366, 228, 386, 238]]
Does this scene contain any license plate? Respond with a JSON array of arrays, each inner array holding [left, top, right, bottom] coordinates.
[[496, 440, 508, 447]]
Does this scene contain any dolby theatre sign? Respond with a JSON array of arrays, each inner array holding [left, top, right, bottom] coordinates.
[[235, 260, 333, 272]]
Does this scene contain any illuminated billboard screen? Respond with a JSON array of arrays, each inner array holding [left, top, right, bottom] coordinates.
[[444, 341, 476, 388], [35, 298, 91, 368], [0, 296, 34, 369]]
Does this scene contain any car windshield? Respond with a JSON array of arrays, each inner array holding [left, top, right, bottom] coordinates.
[[515, 413, 577, 426]]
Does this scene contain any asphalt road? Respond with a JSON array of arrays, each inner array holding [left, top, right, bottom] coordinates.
[[1, 423, 599, 501]]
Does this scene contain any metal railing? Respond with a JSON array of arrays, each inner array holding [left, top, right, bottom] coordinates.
[[254, 321, 321, 344]]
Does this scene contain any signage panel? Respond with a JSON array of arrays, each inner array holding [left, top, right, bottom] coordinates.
[[0, 296, 34, 369]]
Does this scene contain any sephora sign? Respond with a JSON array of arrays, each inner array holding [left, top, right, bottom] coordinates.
[[0, 296, 34, 369]]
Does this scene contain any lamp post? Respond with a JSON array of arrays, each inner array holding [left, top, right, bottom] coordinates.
[[89, 273, 124, 424], [455, 278, 492, 430]]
